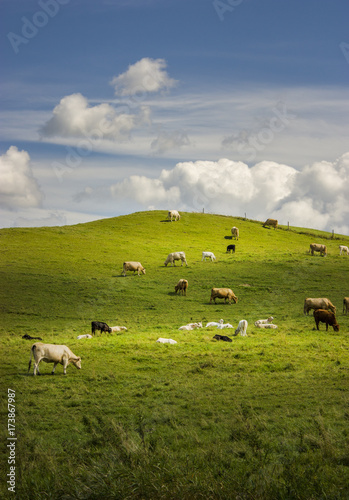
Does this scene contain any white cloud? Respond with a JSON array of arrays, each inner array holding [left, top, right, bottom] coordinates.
[[109, 153, 349, 234], [110, 58, 177, 96], [0, 146, 43, 209], [40, 93, 150, 141], [151, 129, 191, 154]]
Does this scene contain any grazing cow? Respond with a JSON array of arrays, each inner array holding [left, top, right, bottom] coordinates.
[[213, 334, 232, 342], [226, 244, 236, 253], [231, 227, 239, 240], [164, 251, 188, 267], [202, 251, 216, 261], [313, 309, 340, 332], [110, 326, 127, 332], [309, 243, 327, 256], [206, 319, 224, 328], [304, 298, 336, 315], [91, 321, 112, 335], [339, 245, 349, 255], [175, 279, 188, 295], [263, 218, 278, 229], [22, 334, 43, 341], [77, 334, 93, 339], [234, 319, 248, 337], [254, 317, 274, 326], [210, 288, 238, 305], [123, 261, 146, 276], [156, 338, 177, 344], [167, 210, 180, 222], [28, 343, 81, 375], [343, 297, 349, 315]]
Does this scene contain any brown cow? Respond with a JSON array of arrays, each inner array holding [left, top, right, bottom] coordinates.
[[313, 309, 339, 332], [210, 288, 238, 305], [175, 279, 188, 295], [263, 218, 278, 229]]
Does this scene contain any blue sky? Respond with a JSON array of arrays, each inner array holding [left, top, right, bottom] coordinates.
[[1, 0, 349, 233]]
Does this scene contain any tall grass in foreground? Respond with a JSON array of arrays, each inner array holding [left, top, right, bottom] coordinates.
[[1, 211, 349, 499]]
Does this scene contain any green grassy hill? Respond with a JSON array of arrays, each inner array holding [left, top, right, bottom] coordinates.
[[1, 211, 349, 499]]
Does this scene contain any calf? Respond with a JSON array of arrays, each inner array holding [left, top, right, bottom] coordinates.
[[28, 343, 81, 375], [226, 244, 235, 253], [339, 245, 349, 256], [213, 334, 232, 342], [343, 297, 349, 315], [313, 309, 340, 332], [91, 321, 112, 335], [175, 279, 188, 295]]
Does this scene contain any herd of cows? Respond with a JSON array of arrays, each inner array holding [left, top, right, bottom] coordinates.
[[25, 210, 348, 375]]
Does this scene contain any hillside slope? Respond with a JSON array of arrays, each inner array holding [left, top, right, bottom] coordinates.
[[0, 210, 348, 336]]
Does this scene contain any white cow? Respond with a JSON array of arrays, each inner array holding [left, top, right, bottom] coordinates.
[[122, 261, 146, 276], [339, 245, 349, 255], [156, 338, 177, 344], [110, 326, 127, 332], [254, 317, 274, 326], [206, 319, 224, 328], [178, 322, 202, 331], [77, 334, 93, 339], [231, 227, 239, 240], [217, 322, 234, 329], [28, 343, 81, 375], [168, 210, 180, 222], [164, 252, 188, 267], [202, 251, 216, 261], [234, 319, 248, 337], [255, 323, 278, 329]]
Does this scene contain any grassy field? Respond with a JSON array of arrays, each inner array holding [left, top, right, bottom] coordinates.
[[1, 210, 349, 499]]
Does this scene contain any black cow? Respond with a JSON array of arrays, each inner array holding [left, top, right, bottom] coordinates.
[[91, 321, 112, 335], [22, 334, 43, 340], [226, 244, 235, 253], [213, 334, 232, 342]]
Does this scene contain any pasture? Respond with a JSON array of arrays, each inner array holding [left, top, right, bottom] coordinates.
[[1, 211, 349, 499]]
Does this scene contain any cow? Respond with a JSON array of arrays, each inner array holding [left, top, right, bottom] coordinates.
[[234, 319, 248, 337], [175, 279, 188, 295], [77, 334, 93, 339], [343, 297, 349, 315], [123, 261, 146, 276], [110, 326, 127, 332], [28, 343, 81, 375], [263, 218, 278, 229], [217, 322, 234, 329], [156, 338, 177, 344], [202, 251, 216, 261], [91, 321, 112, 335], [167, 210, 180, 222], [339, 245, 349, 255], [164, 251, 188, 267], [210, 288, 238, 305], [231, 227, 239, 240], [213, 334, 232, 342], [313, 309, 340, 332], [304, 298, 336, 315], [309, 243, 327, 256], [206, 319, 224, 327], [178, 322, 202, 331], [254, 317, 274, 326], [226, 244, 236, 253], [255, 323, 278, 329], [22, 334, 43, 340]]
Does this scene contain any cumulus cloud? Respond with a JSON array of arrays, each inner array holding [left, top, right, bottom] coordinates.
[[109, 153, 349, 234], [40, 93, 150, 140], [0, 146, 43, 209], [110, 58, 177, 96]]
